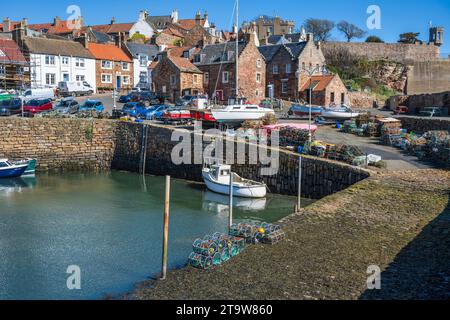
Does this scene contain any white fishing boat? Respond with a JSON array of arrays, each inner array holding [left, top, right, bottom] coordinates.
[[202, 162, 267, 198], [321, 105, 360, 120], [211, 99, 275, 124]]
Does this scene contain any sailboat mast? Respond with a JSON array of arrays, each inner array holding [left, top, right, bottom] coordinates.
[[235, 0, 239, 98]]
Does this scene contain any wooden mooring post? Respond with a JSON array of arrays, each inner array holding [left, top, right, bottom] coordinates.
[[160, 175, 170, 280]]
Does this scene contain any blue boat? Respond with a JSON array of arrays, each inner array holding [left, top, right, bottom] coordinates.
[[288, 105, 323, 118], [0, 159, 29, 179]]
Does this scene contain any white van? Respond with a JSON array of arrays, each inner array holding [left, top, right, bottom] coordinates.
[[58, 81, 94, 97], [21, 88, 56, 102]]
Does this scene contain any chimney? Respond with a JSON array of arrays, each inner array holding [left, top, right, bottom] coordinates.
[[306, 33, 313, 42], [204, 11, 209, 21], [78, 16, 84, 28], [110, 17, 116, 25], [75, 33, 89, 48], [171, 9, 179, 24], [195, 11, 201, 25], [53, 16, 61, 26], [138, 10, 146, 21], [12, 26, 26, 47], [22, 18, 28, 27], [3, 18, 11, 32]]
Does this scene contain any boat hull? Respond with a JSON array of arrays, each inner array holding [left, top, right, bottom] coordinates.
[[202, 172, 267, 198], [321, 110, 360, 120], [289, 105, 322, 118], [0, 165, 28, 179], [211, 110, 275, 124]]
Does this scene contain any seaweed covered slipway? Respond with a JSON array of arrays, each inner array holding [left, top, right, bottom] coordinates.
[[129, 169, 450, 300]]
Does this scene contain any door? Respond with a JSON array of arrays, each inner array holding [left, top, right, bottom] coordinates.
[[63, 73, 69, 82], [116, 76, 121, 90]]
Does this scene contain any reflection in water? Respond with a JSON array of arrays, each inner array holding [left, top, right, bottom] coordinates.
[[0, 172, 304, 300]]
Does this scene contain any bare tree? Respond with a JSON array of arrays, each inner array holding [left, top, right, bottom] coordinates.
[[305, 18, 335, 42], [337, 21, 366, 42]]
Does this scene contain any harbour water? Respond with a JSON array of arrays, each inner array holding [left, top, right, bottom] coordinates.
[[0, 171, 311, 300]]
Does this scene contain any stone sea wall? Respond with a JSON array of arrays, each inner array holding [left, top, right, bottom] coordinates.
[[0, 118, 370, 199], [397, 117, 450, 133]]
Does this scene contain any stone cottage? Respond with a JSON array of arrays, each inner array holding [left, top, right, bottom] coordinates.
[[152, 51, 203, 101], [299, 74, 348, 107], [258, 33, 327, 100], [194, 33, 266, 103]]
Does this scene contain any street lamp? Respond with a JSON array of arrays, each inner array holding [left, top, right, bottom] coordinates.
[[305, 65, 325, 143]]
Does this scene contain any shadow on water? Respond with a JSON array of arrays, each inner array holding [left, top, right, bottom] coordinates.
[[360, 190, 450, 300]]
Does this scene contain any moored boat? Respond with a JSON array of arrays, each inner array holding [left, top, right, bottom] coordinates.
[[288, 104, 323, 118], [211, 99, 275, 125], [321, 105, 359, 120], [202, 162, 267, 198], [0, 159, 29, 179], [11, 158, 37, 176]]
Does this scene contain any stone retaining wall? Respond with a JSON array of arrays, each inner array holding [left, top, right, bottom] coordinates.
[[397, 117, 450, 133], [0, 118, 370, 199]]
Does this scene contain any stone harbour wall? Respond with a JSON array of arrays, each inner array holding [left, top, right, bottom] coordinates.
[[0, 118, 117, 171], [397, 117, 450, 133], [0, 118, 370, 199]]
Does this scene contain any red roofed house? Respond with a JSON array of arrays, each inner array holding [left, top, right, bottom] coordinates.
[[88, 35, 134, 92], [0, 37, 30, 89], [152, 51, 203, 101], [299, 74, 348, 107]]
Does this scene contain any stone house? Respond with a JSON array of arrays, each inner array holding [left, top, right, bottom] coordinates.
[[193, 33, 266, 103], [243, 16, 295, 43], [258, 34, 327, 100], [125, 42, 159, 88], [299, 74, 348, 106], [0, 37, 30, 90], [152, 51, 203, 101], [87, 39, 133, 91]]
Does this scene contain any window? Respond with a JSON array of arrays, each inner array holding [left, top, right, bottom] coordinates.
[[0, 49, 5, 57], [256, 73, 261, 83], [62, 57, 69, 65], [76, 75, 85, 81], [75, 58, 85, 68], [273, 64, 279, 74], [330, 92, 335, 103], [45, 55, 55, 65], [267, 26, 273, 36], [285, 64, 291, 74], [281, 81, 288, 94], [139, 55, 148, 67], [222, 71, 229, 84], [122, 62, 129, 71], [101, 74, 112, 83], [256, 59, 261, 68], [45, 73, 56, 85], [193, 74, 198, 84], [204, 72, 209, 84], [170, 75, 176, 85], [122, 75, 130, 85], [162, 85, 167, 93], [302, 62, 306, 70], [0, 65, 5, 77], [63, 73, 69, 82], [255, 89, 260, 97], [341, 93, 345, 104], [101, 60, 112, 69], [139, 71, 148, 83]]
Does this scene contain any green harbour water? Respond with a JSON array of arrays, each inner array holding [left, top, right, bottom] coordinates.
[[0, 171, 309, 300]]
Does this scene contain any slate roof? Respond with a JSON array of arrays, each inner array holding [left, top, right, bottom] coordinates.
[[0, 38, 27, 63], [267, 35, 290, 45], [126, 42, 159, 60], [146, 16, 172, 30], [285, 33, 306, 43], [258, 42, 307, 62], [195, 41, 247, 65], [22, 36, 94, 59], [169, 56, 202, 73]]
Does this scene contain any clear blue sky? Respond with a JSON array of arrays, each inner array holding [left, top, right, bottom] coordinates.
[[3, 0, 450, 54]]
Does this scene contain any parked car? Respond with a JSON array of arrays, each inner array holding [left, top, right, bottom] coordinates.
[[0, 92, 15, 102], [118, 92, 140, 103], [121, 102, 155, 118], [58, 81, 94, 97], [393, 106, 408, 115], [131, 87, 150, 93], [145, 105, 170, 120], [139, 91, 160, 106], [0, 98, 22, 116], [79, 100, 104, 113], [23, 99, 53, 114], [54, 97, 80, 114], [419, 107, 443, 117], [20, 88, 56, 102]]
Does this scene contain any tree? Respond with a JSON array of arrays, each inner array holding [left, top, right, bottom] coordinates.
[[365, 35, 384, 43], [337, 21, 366, 42], [305, 18, 335, 42], [398, 32, 422, 44]]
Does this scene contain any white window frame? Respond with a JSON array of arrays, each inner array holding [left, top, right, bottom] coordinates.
[[122, 62, 129, 71], [61, 56, 70, 65], [281, 80, 288, 94], [256, 73, 261, 83], [193, 74, 198, 84], [101, 73, 112, 84], [122, 75, 130, 85], [256, 59, 261, 68], [204, 72, 209, 85], [273, 64, 279, 74], [0, 65, 5, 78], [45, 55, 55, 65], [101, 60, 113, 70], [139, 55, 148, 67], [76, 75, 85, 81], [285, 63, 291, 74], [222, 71, 229, 84], [45, 73, 56, 85], [75, 58, 85, 68]]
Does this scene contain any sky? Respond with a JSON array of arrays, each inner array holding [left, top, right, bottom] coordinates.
[[3, 0, 450, 55]]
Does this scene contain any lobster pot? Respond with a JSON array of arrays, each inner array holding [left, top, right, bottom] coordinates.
[[230, 236, 246, 252], [262, 230, 286, 245], [251, 231, 265, 244], [221, 249, 231, 263], [229, 244, 240, 257], [189, 252, 213, 269], [204, 234, 228, 252], [212, 252, 222, 266], [192, 239, 218, 256]]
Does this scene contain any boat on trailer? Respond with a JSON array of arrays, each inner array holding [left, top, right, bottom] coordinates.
[[321, 105, 360, 120], [0, 159, 29, 179], [202, 161, 267, 198], [211, 98, 275, 125]]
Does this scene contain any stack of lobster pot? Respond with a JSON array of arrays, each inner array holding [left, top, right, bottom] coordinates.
[[229, 221, 286, 245], [188, 233, 246, 269]]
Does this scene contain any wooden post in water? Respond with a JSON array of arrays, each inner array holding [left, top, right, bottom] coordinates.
[[160, 175, 170, 280], [228, 170, 233, 232], [297, 156, 302, 212]]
